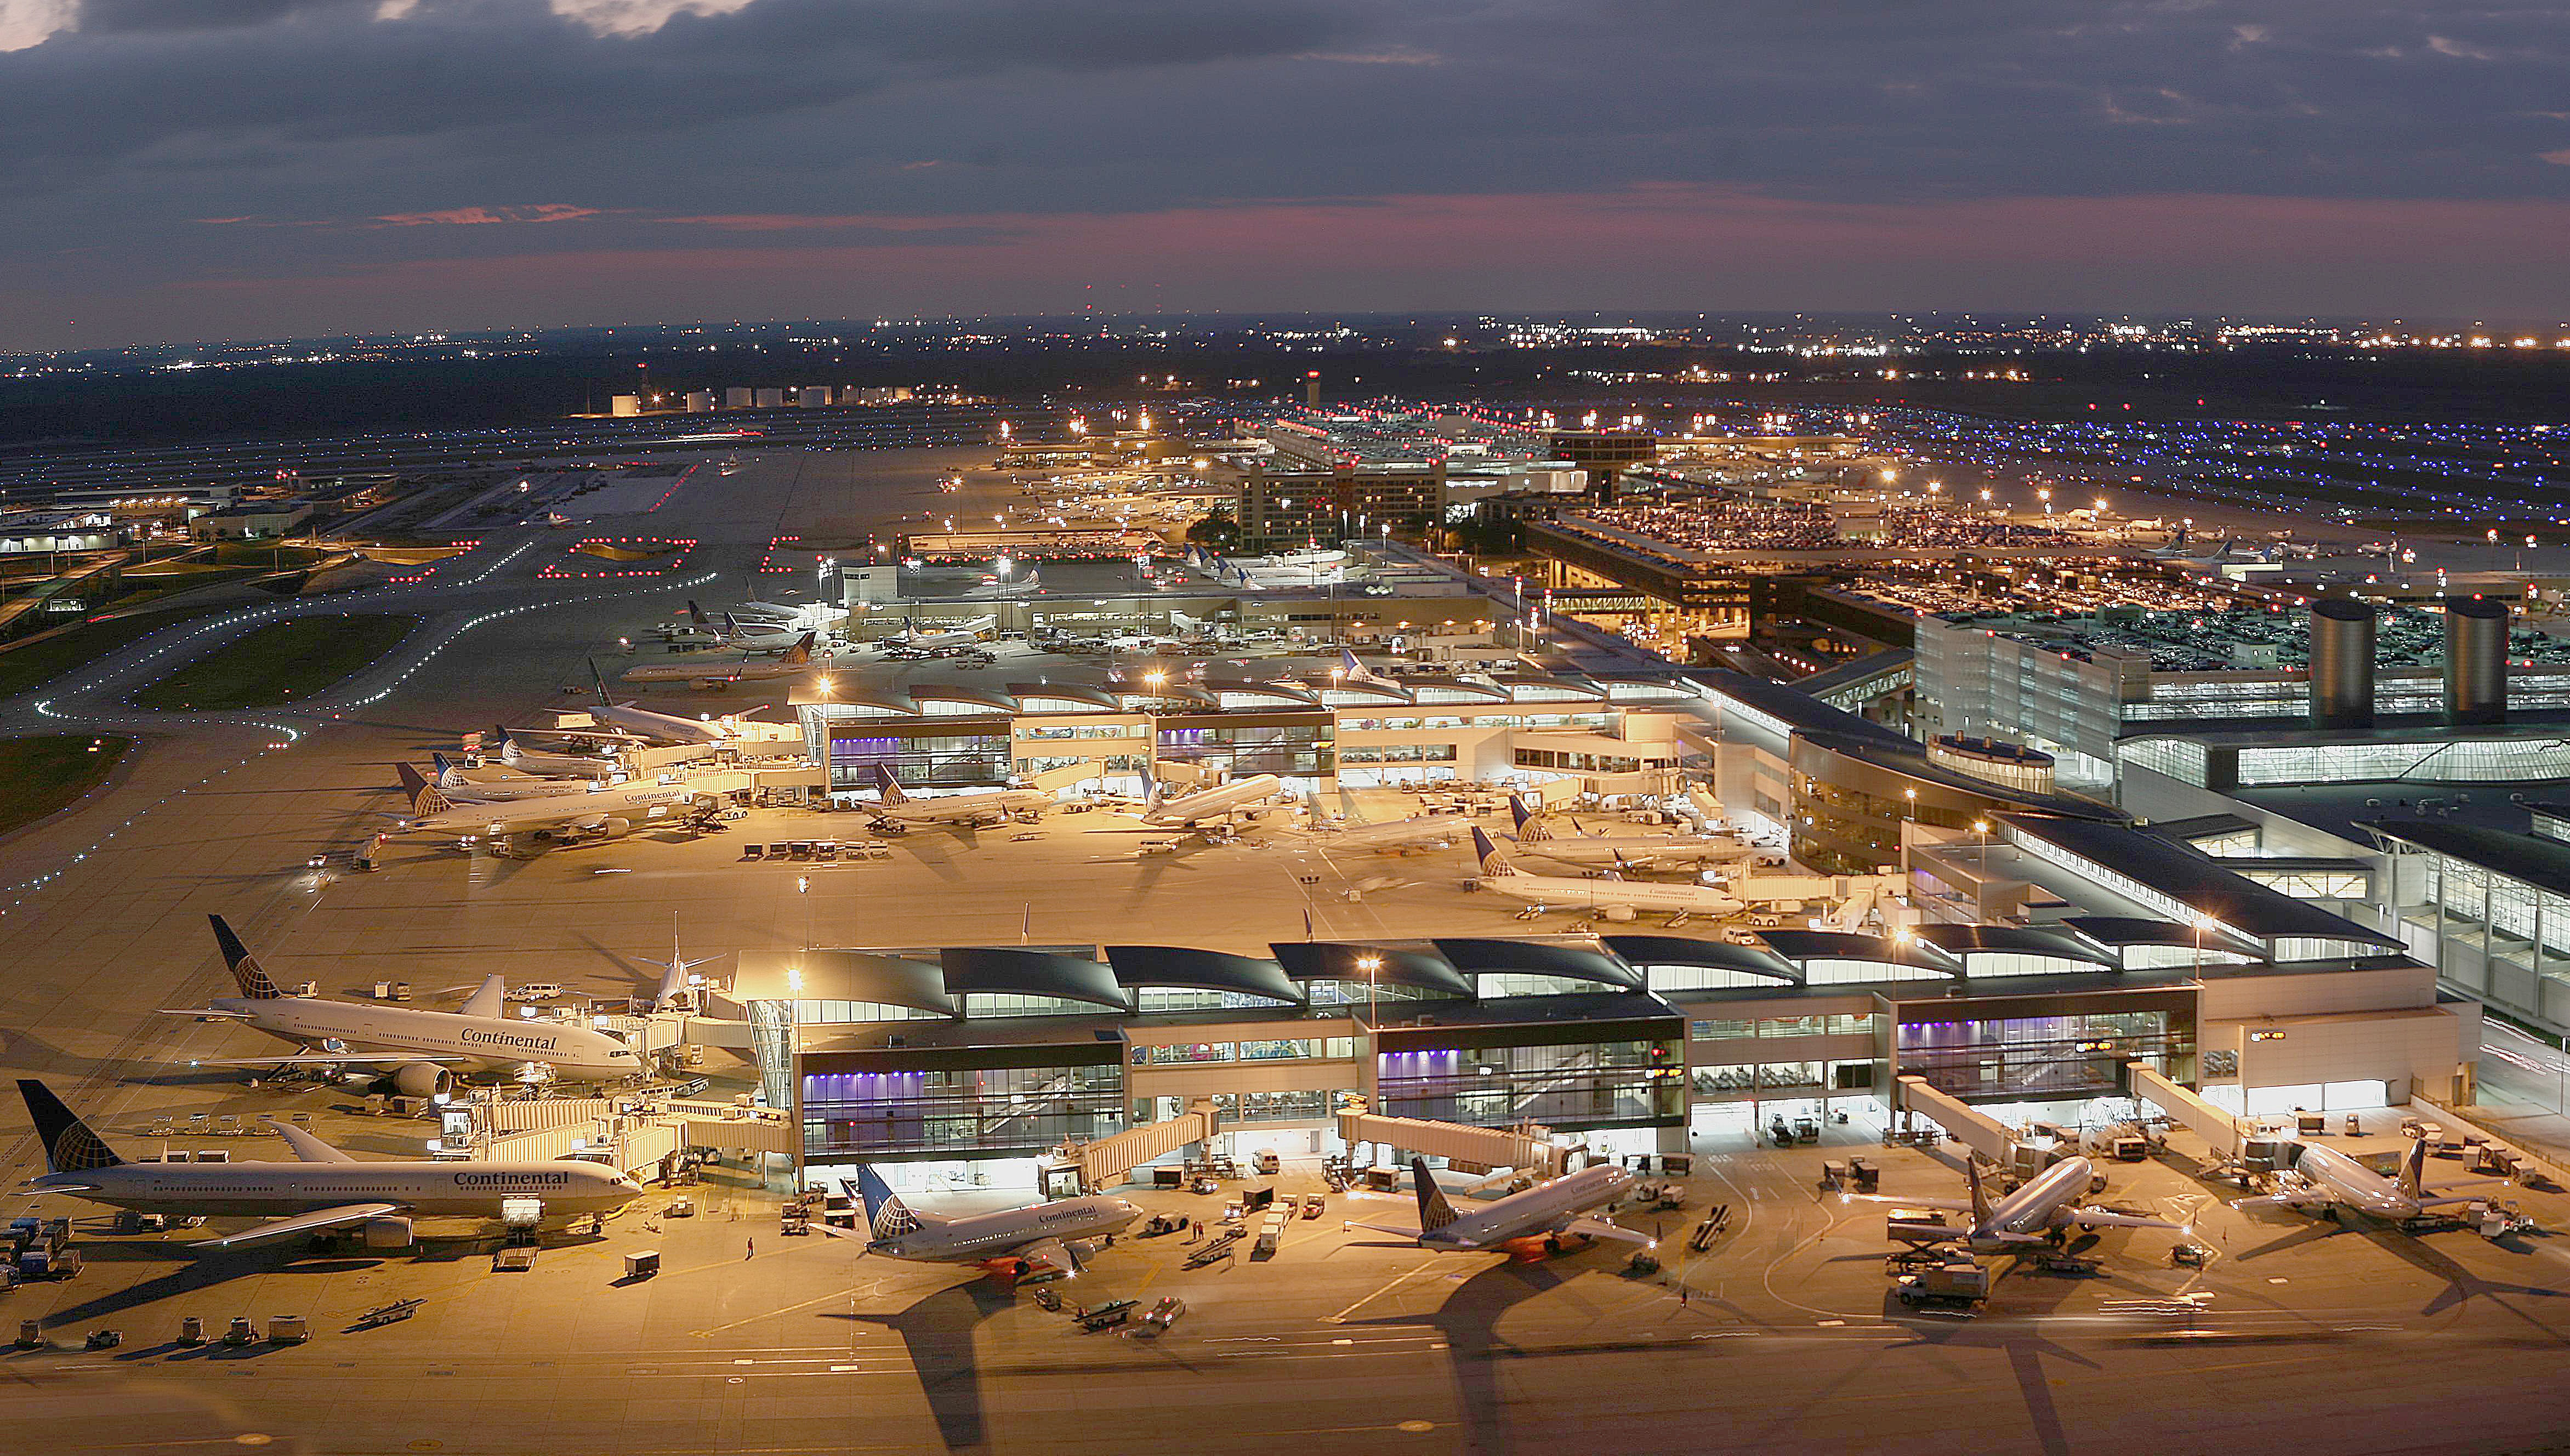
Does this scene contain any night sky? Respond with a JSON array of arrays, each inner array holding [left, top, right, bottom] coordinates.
[[5, 0, 2567, 349]]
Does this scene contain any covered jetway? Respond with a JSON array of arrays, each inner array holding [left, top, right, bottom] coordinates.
[[1056, 1098, 1222, 1190], [2125, 1061, 2245, 1158], [1334, 1108, 1567, 1180], [1892, 1074, 2014, 1163]]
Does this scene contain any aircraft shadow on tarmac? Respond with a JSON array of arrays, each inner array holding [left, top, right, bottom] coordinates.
[[1334, 1253, 1591, 1456], [2226, 1207, 2570, 1335], [823, 1275, 1021, 1451]]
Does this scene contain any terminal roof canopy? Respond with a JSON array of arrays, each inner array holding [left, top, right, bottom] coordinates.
[[2372, 819, 2570, 899], [1598, 935, 1803, 983], [2001, 814, 2404, 949], [1430, 937, 1643, 989], [1756, 929, 1963, 975], [1102, 945, 1306, 1004], [1269, 942, 1475, 997], [730, 950, 956, 1015], [2059, 916, 2265, 959], [1907, 923, 2117, 970], [937, 947, 1132, 1010]]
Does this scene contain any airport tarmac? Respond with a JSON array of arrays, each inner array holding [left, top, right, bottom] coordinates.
[[5, 446, 2570, 1453]]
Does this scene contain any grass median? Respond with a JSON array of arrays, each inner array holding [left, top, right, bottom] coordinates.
[[133, 613, 418, 712], [0, 606, 229, 702], [0, 734, 132, 838]]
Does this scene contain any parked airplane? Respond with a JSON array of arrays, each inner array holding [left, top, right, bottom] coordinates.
[[1300, 813, 1475, 853], [1139, 766, 1287, 828], [867, 764, 1051, 829], [1338, 648, 1401, 692], [835, 1164, 1139, 1278], [1505, 796, 1754, 870], [880, 615, 998, 652], [587, 663, 731, 745], [170, 917, 646, 1090], [636, 930, 722, 1014], [2231, 1138, 2506, 1224], [621, 633, 820, 686], [401, 760, 588, 809], [1860, 1156, 2184, 1254], [16, 1080, 640, 1252], [396, 763, 723, 852], [1469, 828, 1747, 920], [720, 616, 825, 655], [487, 727, 623, 780], [959, 566, 1041, 599], [1349, 1156, 1651, 1253]]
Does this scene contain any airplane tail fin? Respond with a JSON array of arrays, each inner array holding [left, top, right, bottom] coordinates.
[[688, 600, 707, 626], [18, 1081, 122, 1174], [1965, 1158, 1991, 1223], [396, 761, 452, 817], [1470, 827, 1515, 876], [1410, 1156, 1460, 1236], [783, 632, 814, 666], [1507, 794, 1546, 841], [871, 764, 908, 805], [491, 726, 517, 763], [2398, 1136, 2427, 1198], [850, 1164, 926, 1238], [431, 752, 460, 789], [208, 915, 282, 1000], [589, 659, 610, 706]]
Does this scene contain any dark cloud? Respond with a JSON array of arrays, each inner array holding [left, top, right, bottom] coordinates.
[[1, 0, 2567, 346]]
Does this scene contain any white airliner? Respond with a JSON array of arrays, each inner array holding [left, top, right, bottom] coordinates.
[[1299, 813, 1474, 853], [1338, 648, 1401, 692], [1504, 796, 1754, 870], [1858, 1155, 2184, 1255], [408, 758, 591, 806], [959, 566, 1041, 599], [169, 917, 646, 1090], [487, 727, 622, 780], [621, 633, 821, 686], [834, 1164, 1139, 1278], [18, 1081, 641, 1252], [1469, 828, 1747, 920], [881, 615, 998, 651], [717, 613, 818, 652], [2232, 1138, 2506, 1224], [867, 764, 1051, 828], [1350, 1156, 1652, 1253], [397, 763, 723, 850], [586, 664, 731, 744], [1139, 766, 1288, 828], [636, 931, 722, 1014]]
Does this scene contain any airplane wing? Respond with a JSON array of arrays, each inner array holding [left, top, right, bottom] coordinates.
[[1344, 1219, 1423, 1241], [2062, 1206, 2185, 1232], [1839, 1194, 1977, 1213], [2228, 1192, 2323, 1212], [1560, 1215, 1654, 1247], [189, 1053, 468, 1069], [1011, 1237, 1081, 1275], [190, 1202, 405, 1250], [266, 1119, 355, 1164], [156, 1009, 255, 1020]]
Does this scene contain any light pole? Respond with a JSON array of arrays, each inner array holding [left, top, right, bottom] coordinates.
[[1357, 953, 1382, 1028]]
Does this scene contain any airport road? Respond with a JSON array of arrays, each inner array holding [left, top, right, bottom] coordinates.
[[5, 446, 2570, 1453]]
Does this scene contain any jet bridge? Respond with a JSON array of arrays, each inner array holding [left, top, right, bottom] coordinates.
[[2124, 1061, 2245, 1158], [1335, 1109, 1567, 1180], [1892, 1075, 2014, 1164], [1057, 1099, 1222, 1190]]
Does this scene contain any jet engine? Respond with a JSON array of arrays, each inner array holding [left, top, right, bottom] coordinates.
[[362, 1216, 414, 1249], [371, 1062, 453, 1099], [600, 816, 633, 839]]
